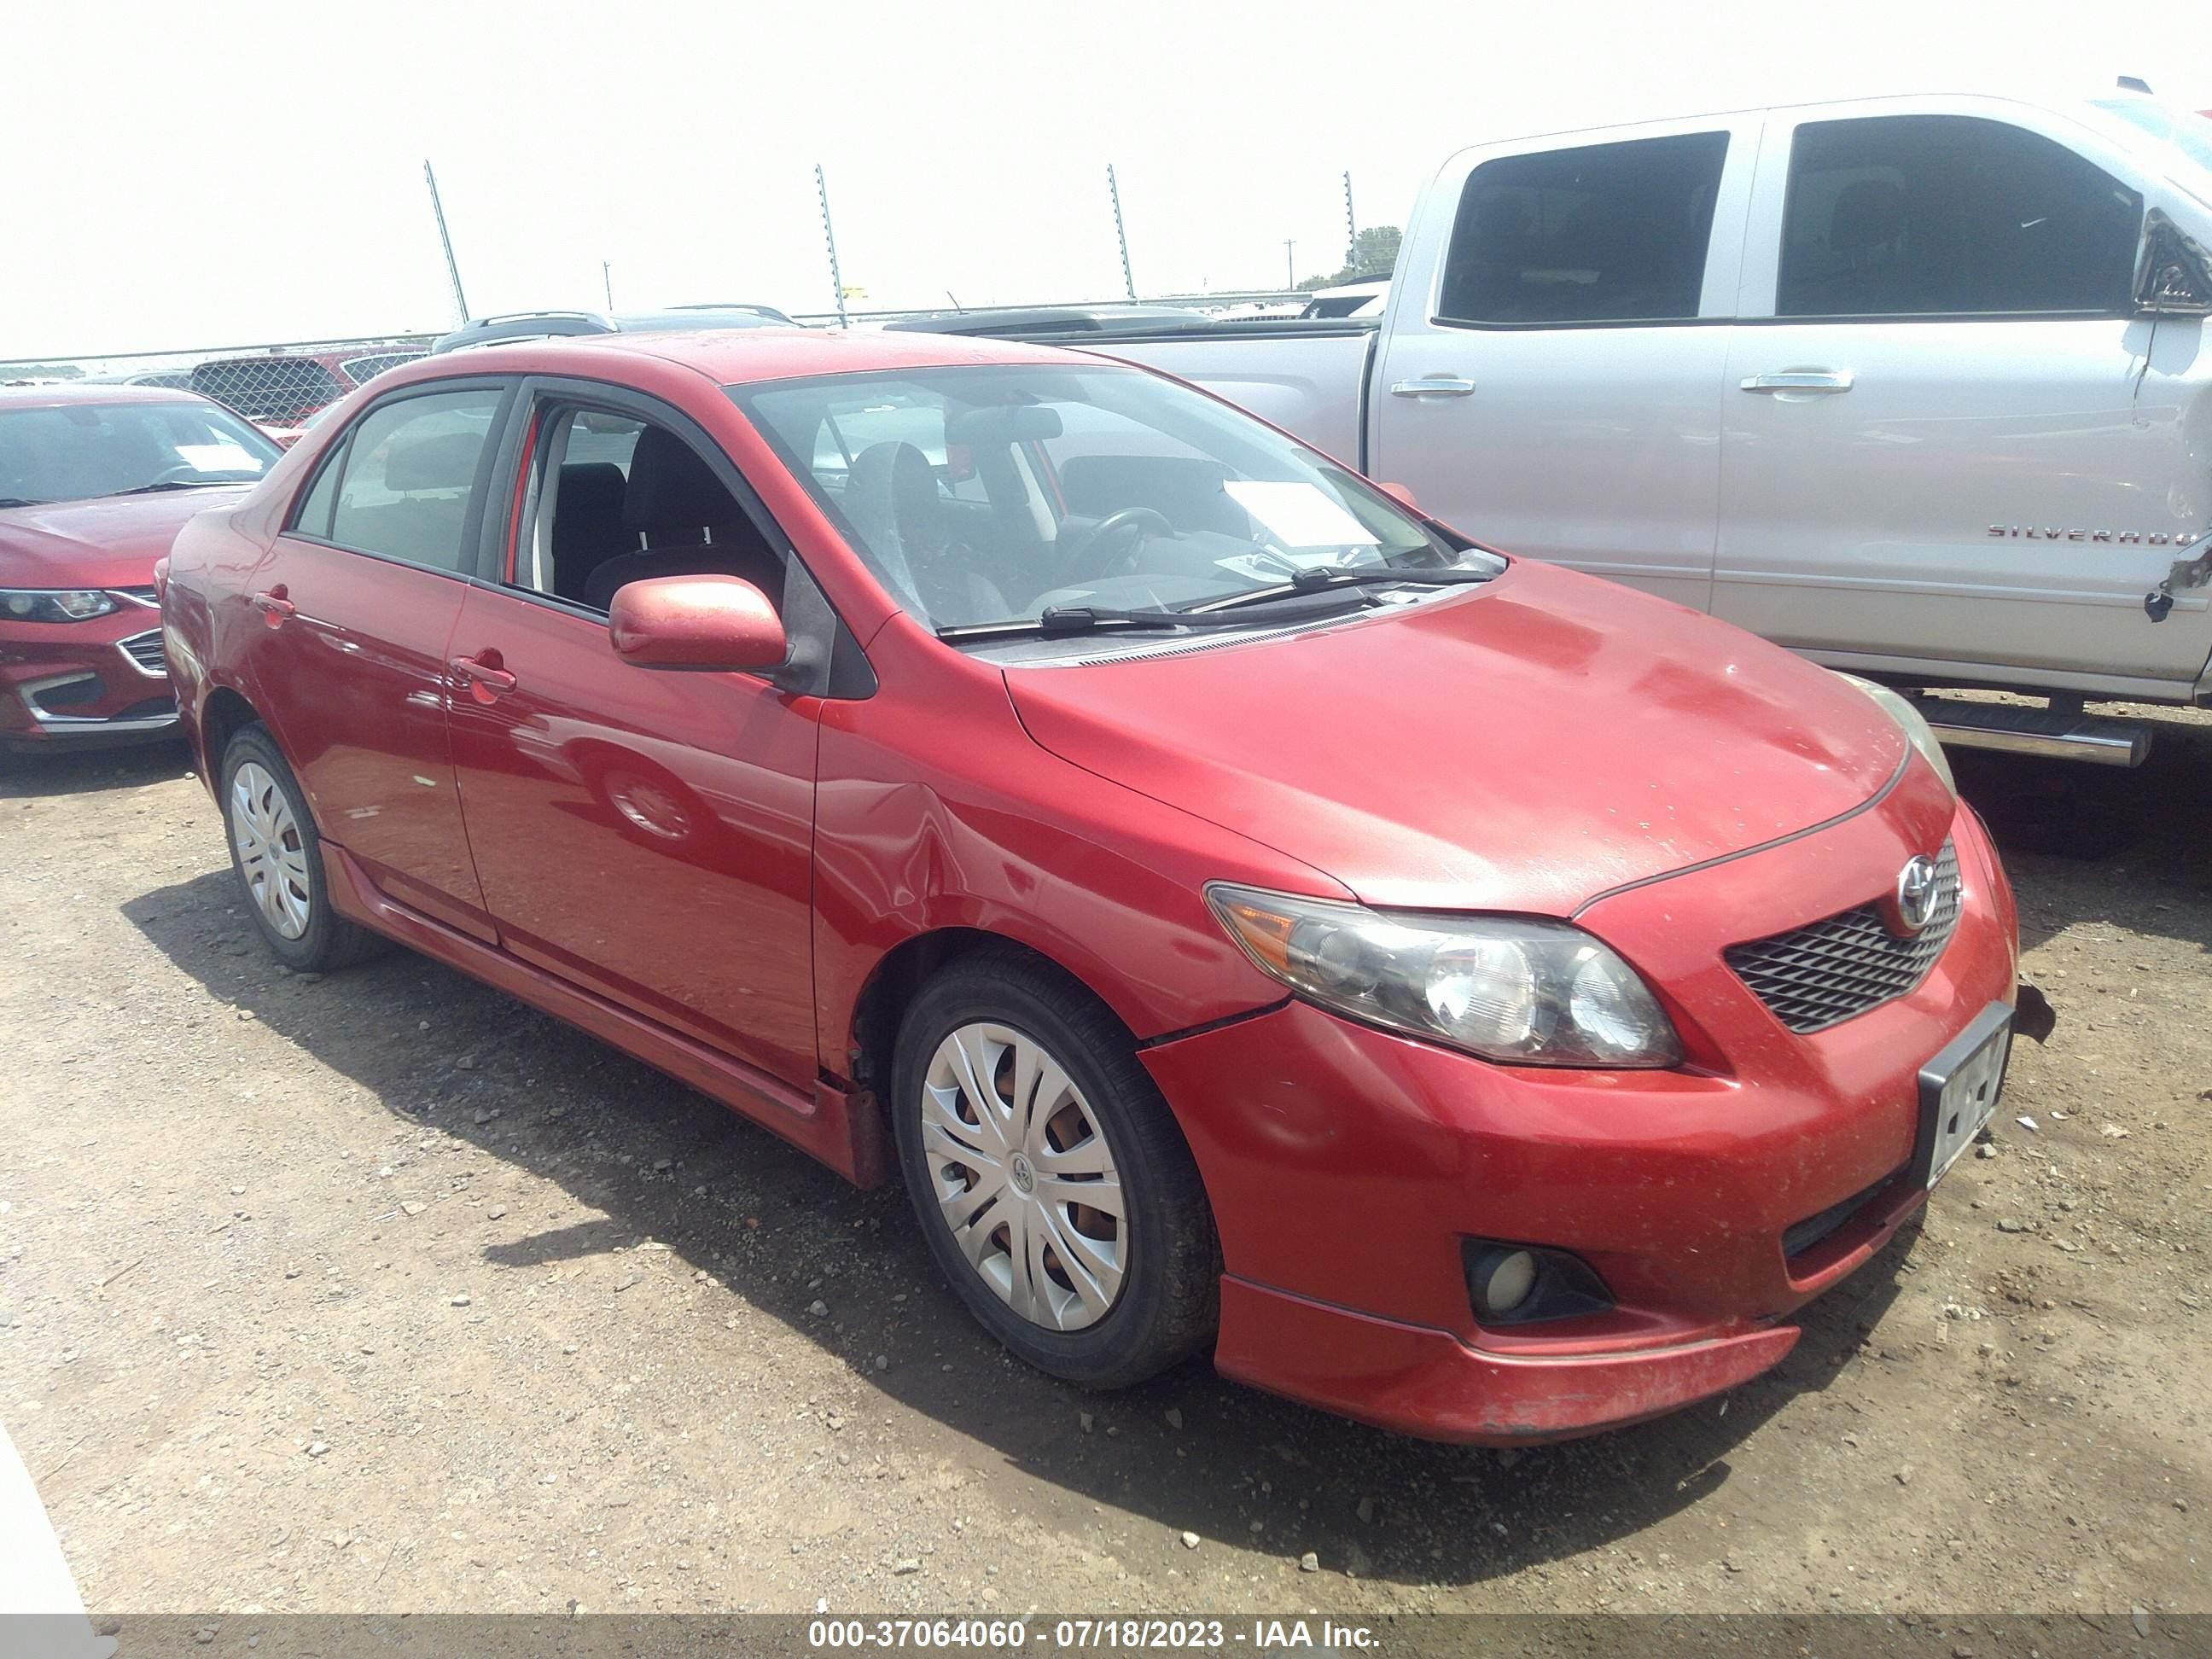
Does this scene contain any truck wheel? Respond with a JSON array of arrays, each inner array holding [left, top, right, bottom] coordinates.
[[218, 725, 386, 973], [891, 950, 1219, 1388]]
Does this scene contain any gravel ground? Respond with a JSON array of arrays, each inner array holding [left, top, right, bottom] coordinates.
[[0, 713, 2206, 1624]]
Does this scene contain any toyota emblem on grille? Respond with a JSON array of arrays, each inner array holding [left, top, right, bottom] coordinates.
[[1893, 854, 1941, 936]]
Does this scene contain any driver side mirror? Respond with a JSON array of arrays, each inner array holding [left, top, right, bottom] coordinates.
[[608, 575, 787, 672], [2133, 209, 2212, 316], [1377, 481, 1421, 513]]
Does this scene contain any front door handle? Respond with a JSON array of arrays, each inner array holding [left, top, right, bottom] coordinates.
[[450, 651, 518, 701], [1389, 375, 1477, 398], [251, 587, 295, 627], [1739, 370, 1854, 393]]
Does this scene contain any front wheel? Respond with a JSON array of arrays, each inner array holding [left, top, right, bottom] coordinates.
[[891, 950, 1219, 1388], [218, 725, 386, 973]]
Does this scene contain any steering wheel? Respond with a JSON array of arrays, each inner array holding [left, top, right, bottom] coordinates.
[[1057, 507, 1174, 582]]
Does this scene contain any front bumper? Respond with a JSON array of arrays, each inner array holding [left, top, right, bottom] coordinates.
[[0, 604, 178, 752], [1142, 794, 2018, 1443]]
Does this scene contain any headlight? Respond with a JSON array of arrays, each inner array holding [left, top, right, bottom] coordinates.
[[1837, 672, 1955, 795], [1206, 884, 1681, 1068], [1, 589, 119, 622]]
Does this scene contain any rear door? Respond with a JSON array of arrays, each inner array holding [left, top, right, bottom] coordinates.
[[1714, 97, 2212, 692], [441, 381, 823, 1087], [247, 380, 513, 939], [1369, 114, 1761, 609]]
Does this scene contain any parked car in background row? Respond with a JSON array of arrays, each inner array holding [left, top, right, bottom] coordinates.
[[190, 346, 428, 441], [882, 305, 1209, 336], [1299, 277, 1390, 318], [1, 385, 279, 754], [430, 305, 794, 354], [1076, 89, 2212, 767], [161, 329, 2019, 1442]]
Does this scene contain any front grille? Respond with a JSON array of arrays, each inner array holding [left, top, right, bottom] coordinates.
[[1726, 842, 1960, 1033], [118, 629, 166, 676]]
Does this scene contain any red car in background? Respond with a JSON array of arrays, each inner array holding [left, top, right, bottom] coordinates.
[[160, 331, 2019, 1442], [2, 385, 281, 754], [189, 346, 428, 445]]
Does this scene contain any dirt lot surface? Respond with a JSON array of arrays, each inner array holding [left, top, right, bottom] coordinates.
[[1, 713, 2207, 1629]]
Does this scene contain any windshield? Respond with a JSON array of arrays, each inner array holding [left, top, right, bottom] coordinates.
[[2088, 98, 2212, 205], [732, 364, 1492, 632], [0, 399, 281, 506]]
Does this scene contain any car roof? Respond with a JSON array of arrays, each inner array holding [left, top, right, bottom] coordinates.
[[0, 382, 209, 409], [382, 326, 1103, 390]]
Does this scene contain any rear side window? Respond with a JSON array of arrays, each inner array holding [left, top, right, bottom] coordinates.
[[299, 388, 504, 573], [1778, 116, 2142, 317], [1438, 131, 1730, 325]]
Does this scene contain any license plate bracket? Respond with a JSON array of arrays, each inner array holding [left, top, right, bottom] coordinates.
[[1912, 1001, 2015, 1189]]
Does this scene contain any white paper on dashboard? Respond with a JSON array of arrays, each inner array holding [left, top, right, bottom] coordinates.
[[1222, 480, 1378, 549], [177, 444, 257, 472]]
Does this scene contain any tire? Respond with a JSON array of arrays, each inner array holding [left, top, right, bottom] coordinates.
[[218, 724, 387, 973], [891, 948, 1219, 1388]]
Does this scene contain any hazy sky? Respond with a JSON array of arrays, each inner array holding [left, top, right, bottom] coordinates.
[[8, 0, 2211, 359]]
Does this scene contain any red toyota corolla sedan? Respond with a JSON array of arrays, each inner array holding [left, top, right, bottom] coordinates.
[[2, 385, 282, 754], [160, 331, 2020, 1442]]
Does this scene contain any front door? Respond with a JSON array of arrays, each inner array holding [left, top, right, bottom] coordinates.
[[1368, 115, 1761, 609], [246, 381, 512, 939], [443, 394, 822, 1086], [1714, 100, 2212, 693]]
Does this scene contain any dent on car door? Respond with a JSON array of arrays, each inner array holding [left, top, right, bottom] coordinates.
[[1367, 116, 1759, 609], [1714, 104, 2212, 693], [441, 394, 824, 1089], [246, 382, 512, 939]]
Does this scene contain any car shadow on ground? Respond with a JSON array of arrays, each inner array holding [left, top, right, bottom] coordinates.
[[126, 869, 1917, 1589], [1952, 704, 2212, 958], [0, 738, 190, 800]]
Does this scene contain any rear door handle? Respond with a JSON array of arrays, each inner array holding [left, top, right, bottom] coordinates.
[[1389, 375, 1477, 398], [1739, 371, 1854, 393], [251, 587, 295, 626], [449, 652, 518, 701]]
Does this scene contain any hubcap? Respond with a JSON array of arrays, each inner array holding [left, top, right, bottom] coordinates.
[[229, 760, 312, 940], [922, 1022, 1126, 1331]]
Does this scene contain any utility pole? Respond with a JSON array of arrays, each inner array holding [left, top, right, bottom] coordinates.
[[1107, 164, 1136, 300], [1284, 239, 1295, 290], [602, 261, 614, 311], [1343, 171, 1359, 270], [422, 160, 469, 326], [815, 164, 848, 327]]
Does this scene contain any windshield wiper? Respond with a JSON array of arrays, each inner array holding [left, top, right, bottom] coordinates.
[[109, 479, 231, 497], [1185, 563, 1496, 614], [0, 497, 44, 509]]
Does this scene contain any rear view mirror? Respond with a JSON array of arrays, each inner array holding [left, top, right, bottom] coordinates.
[[608, 575, 787, 672], [946, 405, 1064, 445]]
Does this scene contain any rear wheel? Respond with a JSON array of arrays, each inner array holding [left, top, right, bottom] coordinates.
[[218, 725, 385, 972], [891, 950, 1219, 1388]]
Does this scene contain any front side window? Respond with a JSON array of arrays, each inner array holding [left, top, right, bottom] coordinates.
[[1438, 131, 1730, 326], [300, 387, 503, 573], [513, 405, 785, 614], [0, 399, 280, 507], [734, 364, 1488, 633], [1778, 116, 2142, 317]]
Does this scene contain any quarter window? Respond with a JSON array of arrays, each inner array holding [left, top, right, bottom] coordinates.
[[1438, 131, 1730, 326], [300, 388, 504, 573], [1777, 116, 2142, 317]]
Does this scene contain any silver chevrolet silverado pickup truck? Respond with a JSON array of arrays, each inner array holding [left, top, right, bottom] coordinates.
[[1041, 90, 2212, 765]]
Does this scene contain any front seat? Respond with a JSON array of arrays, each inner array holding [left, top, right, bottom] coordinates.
[[582, 427, 783, 612], [846, 440, 1005, 625], [550, 462, 631, 602]]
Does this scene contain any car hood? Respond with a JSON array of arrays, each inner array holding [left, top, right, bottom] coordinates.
[[0, 489, 248, 589], [1003, 560, 1911, 917]]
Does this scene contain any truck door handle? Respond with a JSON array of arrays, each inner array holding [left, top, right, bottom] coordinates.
[[1739, 371, 1854, 393], [449, 652, 517, 701], [1389, 375, 1477, 398], [251, 587, 295, 627]]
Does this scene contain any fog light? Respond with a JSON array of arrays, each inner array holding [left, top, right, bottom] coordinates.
[[1471, 1247, 1537, 1318]]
